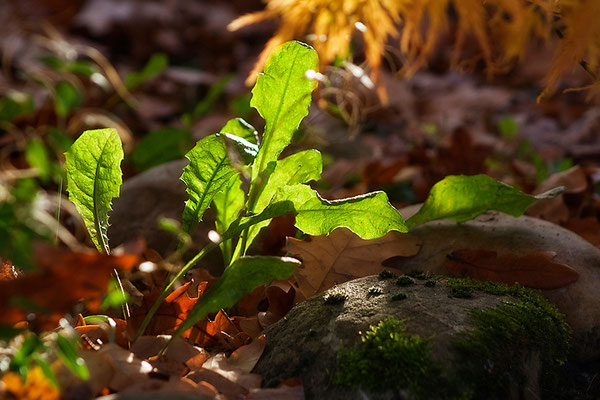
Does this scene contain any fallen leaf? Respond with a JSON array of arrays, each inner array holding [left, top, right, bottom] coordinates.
[[444, 249, 580, 289], [248, 379, 304, 400], [228, 335, 266, 373], [75, 317, 129, 348], [564, 217, 600, 248], [186, 368, 248, 399], [202, 352, 262, 390], [189, 310, 249, 350], [527, 166, 588, 224], [257, 282, 295, 328], [287, 227, 421, 298], [97, 343, 153, 391], [0, 244, 137, 331], [132, 335, 206, 364]]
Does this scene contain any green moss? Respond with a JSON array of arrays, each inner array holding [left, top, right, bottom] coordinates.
[[335, 278, 570, 399], [408, 270, 433, 280], [336, 318, 453, 399], [450, 280, 570, 399]]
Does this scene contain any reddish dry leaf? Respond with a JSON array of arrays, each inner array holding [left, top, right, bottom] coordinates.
[[0, 244, 137, 331], [128, 281, 208, 338], [186, 368, 249, 399], [257, 283, 295, 328], [287, 227, 421, 299], [527, 166, 588, 224], [564, 217, 600, 248], [189, 310, 249, 350], [444, 249, 580, 289], [202, 352, 262, 390], [75, 315, 129, 348], [248, 379, 304, 400], [233, 316, 263, 340], [1, 366, 61, 400], [0, 261, 19, 281], [228, 335, 266, 373]]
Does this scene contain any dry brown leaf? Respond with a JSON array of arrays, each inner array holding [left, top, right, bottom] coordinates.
[[527, 165, 588, 224], [257, 283, 295, 328], [287, 228, 421, 298], [444, 249, 580, 289], [202, 353, 262, 391], [1, 366, 60, 400], [186, 368, 248, 399], [248, 379, 304, 400], [132, 335, 206, 364], [228, 335, 266, 373], [96, 343, 153, 391], [564, 217, 600, 249]]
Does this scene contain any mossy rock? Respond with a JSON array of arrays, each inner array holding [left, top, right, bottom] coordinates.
[[253, 275, 569, 399], [390, 209, 600, 360]]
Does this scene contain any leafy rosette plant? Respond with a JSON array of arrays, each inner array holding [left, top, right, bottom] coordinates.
[[65, 41, 562, 350]]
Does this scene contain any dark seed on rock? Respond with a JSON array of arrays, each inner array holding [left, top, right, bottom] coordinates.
[[379, 269, 397, 280], [392, 293, 408, 301], [367, 286, 384, 296], [396, 276, 416, 286]]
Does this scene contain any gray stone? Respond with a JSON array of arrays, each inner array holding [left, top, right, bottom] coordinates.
[[254, 275, 564, 400], [390, 210, 600, 360]]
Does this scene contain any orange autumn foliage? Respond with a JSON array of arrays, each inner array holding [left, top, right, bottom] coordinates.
[[230, 0, 600, 100]]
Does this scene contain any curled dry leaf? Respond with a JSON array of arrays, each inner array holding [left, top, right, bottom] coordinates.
[[445, 249, 580, 290], [0, 244, 137, 331], [75, 314, 129, 348], [287, 227, 421, 298], [257, 283, 295, 329]]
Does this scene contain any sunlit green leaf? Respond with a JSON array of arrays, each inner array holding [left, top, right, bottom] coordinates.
[[249, 41, 318, 194], [213, 174, 245, 265], [406, 174, 564, 229], [244, 150, 322, 250], [65, 129, 123, 253], [276, 184, 408, 238], [181, 134, 237, 232], [172, 256, 300, 341]]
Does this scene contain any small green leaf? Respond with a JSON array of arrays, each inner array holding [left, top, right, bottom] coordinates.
[[56, 335, 89, 380], [65, 128, 123, 253], [244, 150, 323, 250], [125, 53, 168, 90], [172, 256, 300, 341], [25, 139, 53, 182], [0, 92, 34, 122], [54, 81, 82, 117], [181, 134, 238, 232], [131, 127, 193, 171], [213, 174, 245, 265], [250, 41, 318, 190], [275, 184, 408, 238], [406, 175, 564, 229]]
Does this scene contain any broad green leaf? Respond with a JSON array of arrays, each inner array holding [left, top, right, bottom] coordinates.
[[181, 134, 237, 232], [244, 150, 323, 250], [65, 129, 123, 253], [56, 335, 89, 380], [249, 41, 318, 191], [406, 174, 564, 229], [54, 81, 82, 117], [213, 174, 245, 265], [131, 127, 192, 171], [125, 53, 168, 90], [171, 256, 300, 342], [275, 184, 408, 238]]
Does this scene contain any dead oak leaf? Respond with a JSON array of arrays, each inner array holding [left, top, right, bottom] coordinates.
[[287, 227, 421, 298], [444, 249, 580, 289]]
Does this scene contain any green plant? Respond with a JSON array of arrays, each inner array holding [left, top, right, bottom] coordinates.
[[63, 41, 563, 352]]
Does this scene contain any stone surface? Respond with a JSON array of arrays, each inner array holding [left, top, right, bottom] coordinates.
[[254, 275, 560, 400], [390, 210, 600, 360]]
